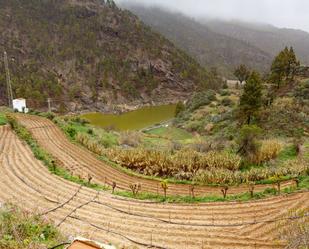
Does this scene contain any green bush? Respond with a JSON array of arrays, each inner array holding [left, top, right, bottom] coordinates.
[[0, 114, 7, 125], [220, 89, 230, 96], [175, 101, 185, 116], [0, 204, 64, 249], [186, 91, 216, 111], [65, 126, 77, 138], [99, 133, 119, 148], [221, 97, 233, 106]]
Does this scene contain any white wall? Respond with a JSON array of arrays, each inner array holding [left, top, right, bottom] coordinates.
[[13, 99, 27, 113]]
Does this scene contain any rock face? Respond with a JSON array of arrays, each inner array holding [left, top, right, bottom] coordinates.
[[0, 0, 214, 112]]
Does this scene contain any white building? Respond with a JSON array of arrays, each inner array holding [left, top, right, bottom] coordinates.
[[13, 98, 28, 113]]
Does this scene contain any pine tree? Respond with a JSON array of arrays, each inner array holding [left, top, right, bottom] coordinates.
[[239, 71, 263, 124], [286, 47, 300, 81], [270, 46, 300, 88], [234, 64, 250, 85]]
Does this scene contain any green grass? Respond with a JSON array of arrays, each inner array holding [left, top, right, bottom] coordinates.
[[0, 204, 65, 249], [0, 113, 7, 125], [277, 145, 297, 161], [116, 178, 309, 203], [145, 126, 193, 141]]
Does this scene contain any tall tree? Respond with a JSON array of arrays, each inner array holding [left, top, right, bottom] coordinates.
[[270, 46, 300, 88], [234, 64, 250, 85], [239, 71, 263, 124], [286, 47, 300, 81]]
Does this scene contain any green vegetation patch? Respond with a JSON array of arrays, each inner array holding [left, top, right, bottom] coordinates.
[[9, 114, 309, 203], [145, 126, 193, 141], [0, 113, 7, 125], [0, 204, 65, 249], [277, 145, 298, 161]]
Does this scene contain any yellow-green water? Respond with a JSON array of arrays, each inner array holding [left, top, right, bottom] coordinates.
[[81, 104, 176, 131]]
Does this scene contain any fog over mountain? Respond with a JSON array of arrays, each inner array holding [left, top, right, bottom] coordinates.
[[116, 0, 309, 33], [118, 0, 309, 76]]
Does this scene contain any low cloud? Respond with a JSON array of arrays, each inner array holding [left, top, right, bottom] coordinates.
[[116, 0, 309, 32]]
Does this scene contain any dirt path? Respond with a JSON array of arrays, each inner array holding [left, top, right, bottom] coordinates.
[[14, 114, 295, 197], [0, 125, 308, 248]]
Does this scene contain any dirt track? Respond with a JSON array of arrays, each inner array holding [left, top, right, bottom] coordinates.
[[15, 114, 295, 197], [0, 122, 308, 248]]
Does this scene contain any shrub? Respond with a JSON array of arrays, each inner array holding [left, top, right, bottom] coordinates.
[[190, 140, 212, 153], [186, 91, 216, 111], [248, 140, 282, 165], [221, 97, 233, 106], [0, 204, 64, 249], [99, 133, 118, 148], [119, 131, 141, 147], [186, 120, 204, 132], [220, 89, 230, 96], [169, 140, 183, 152], [71, 116, 89, 125], [44, 112, 55, 120], [222, 81, 228, 89], [75, 133, 104, 155], [237, 125, 262, 157], [65, 126, 77, 138], [175, 101, 185, 116]]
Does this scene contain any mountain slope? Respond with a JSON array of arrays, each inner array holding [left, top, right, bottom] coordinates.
[[0, 0, 213, 112], [121, 4, 272, 77], [205, 20, 309, 66]]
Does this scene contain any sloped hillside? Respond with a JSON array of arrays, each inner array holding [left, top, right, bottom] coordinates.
[[0, 0, 214, 112], [205, 20, 309, 65], [121, 4, 272, 76]]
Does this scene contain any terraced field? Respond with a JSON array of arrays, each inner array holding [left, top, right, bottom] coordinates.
[[0, 119, 308, 248], [15, 114, 295, 197]]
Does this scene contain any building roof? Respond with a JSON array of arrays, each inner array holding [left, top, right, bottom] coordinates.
[[66, 237, 116, 249], [67, 241, 100, 249]]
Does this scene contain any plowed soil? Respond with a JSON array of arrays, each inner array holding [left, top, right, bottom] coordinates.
[[0, 122, 308, 248], [15, 114, 295, 197]]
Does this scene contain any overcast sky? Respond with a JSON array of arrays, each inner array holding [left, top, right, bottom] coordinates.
[[116, 0, 309, 33]]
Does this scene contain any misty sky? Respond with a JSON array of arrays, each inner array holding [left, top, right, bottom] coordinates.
[[116, 0, 309, 32]]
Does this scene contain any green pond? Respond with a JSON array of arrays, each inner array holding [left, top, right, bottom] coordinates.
[[81, 104, 177, 131]]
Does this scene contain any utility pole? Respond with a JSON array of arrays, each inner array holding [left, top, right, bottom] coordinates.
[[4, 51, 13, 108], [47, 98, 51, 112]]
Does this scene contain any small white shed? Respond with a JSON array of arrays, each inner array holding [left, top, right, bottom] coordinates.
[[13, 98, 28, 113]]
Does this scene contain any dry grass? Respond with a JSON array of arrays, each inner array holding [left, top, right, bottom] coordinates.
[[249, 140, 282, 165], [118, 131, 141, 147], [106, 148, 241, 180], [0, 204, 64, 249], [278, 209, 309, 249], [75, 133, 105, 155]]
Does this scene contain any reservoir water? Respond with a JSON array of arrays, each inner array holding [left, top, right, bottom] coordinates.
[[81, 104, 176, 130]]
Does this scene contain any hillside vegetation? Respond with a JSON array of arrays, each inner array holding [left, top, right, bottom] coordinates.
[[205, 20, 309, 66], [123, 3, 309, 77], [49, 48, 309, 190], [0, 0, 220, 112], [122, 4, 272, 76], [0, 205, 64, 249]]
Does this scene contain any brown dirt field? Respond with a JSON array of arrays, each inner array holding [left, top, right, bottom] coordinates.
[[14, 114, 295, 197], [0, 124, 308, 248]]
